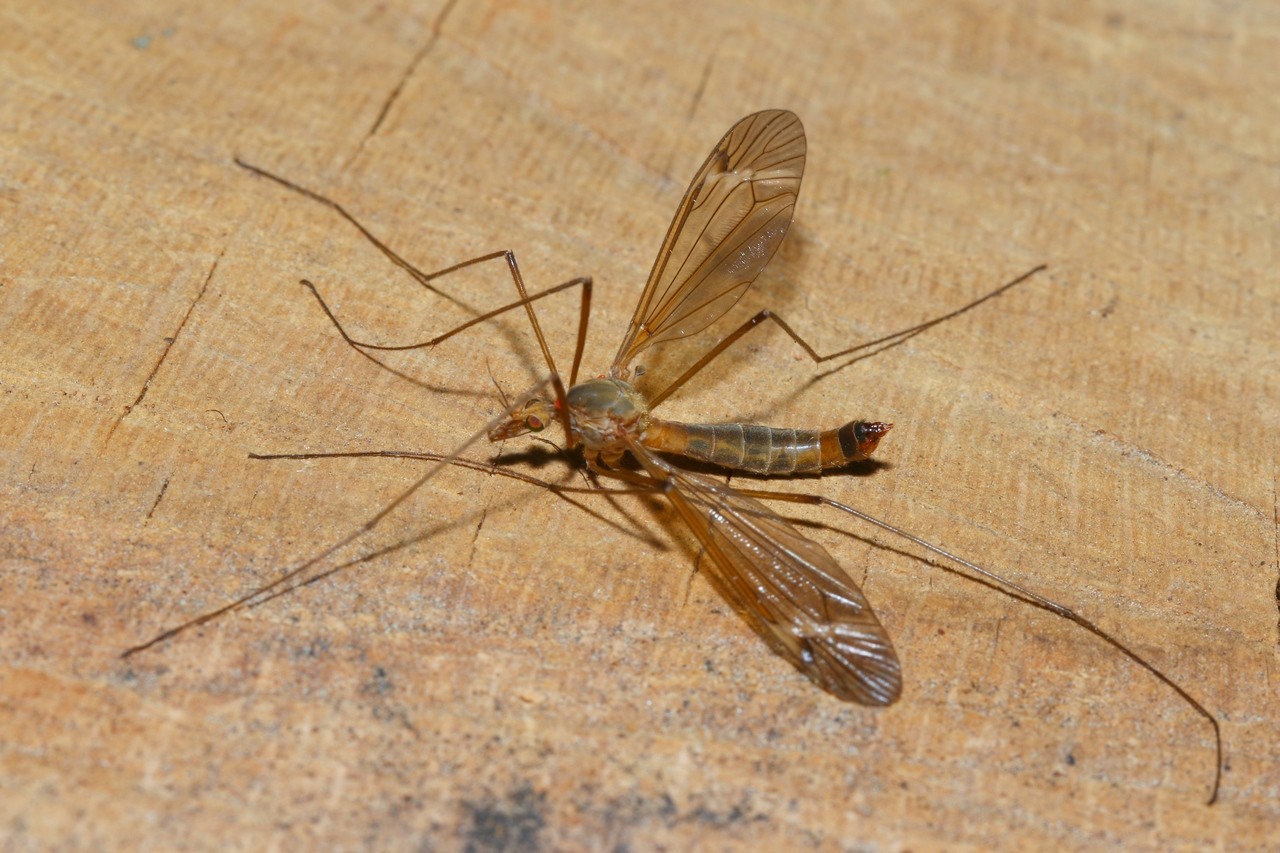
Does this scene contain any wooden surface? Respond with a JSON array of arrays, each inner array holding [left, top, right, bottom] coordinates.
[[3, 1, 1277, 849]]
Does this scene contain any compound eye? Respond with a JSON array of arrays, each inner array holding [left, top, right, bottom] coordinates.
[[525, 415, 545, 432]]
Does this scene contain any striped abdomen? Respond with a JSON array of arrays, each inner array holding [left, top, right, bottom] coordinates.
[[642, 419, 891, 474]]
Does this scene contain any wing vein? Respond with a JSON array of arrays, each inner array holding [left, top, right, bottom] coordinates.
[[629, 441, 902, 705], [610, 110, 807, 382]]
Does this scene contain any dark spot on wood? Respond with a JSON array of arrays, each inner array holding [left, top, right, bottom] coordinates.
[[461, 782, 547, 852]]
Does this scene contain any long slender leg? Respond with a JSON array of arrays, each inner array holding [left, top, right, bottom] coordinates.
[[300, 276, 592, 396], [237, 157, 491, 303], [120, 425, 688, 660], [236, 158, 589, 432], [307, 277, 593, 354], [122, 378, 550, 658], [723, 482, 1221, 804], [236, 456, 667, 612], [299, 252, 582, 438], [647, 264, 1047, 408], [250, 449, 663, 544], [125, 166, 604, 653], [586, 460, 665, 488], [120, 381, 550, 653]]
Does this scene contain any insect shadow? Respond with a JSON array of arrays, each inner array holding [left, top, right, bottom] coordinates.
[[122, 110, 1220, 803]]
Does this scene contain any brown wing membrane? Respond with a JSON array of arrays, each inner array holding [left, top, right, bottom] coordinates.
[[611, 110, 806, 374], [631, 443, 902, 705]]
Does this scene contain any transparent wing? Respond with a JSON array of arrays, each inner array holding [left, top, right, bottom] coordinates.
[[611, 110, 806, 375], [631, 442, 901, 705]]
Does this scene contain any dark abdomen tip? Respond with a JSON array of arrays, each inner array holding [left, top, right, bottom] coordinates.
[[838, 420, 893, 461]]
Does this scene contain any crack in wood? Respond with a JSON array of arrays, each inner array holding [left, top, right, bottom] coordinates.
[[104, 248, 225, 445], [466, 496, 491, 573], [345, 0, 462, 171], [146, 477, 171, 520], [1272, 467, 1279, 644], [687, 41, 721, 120]]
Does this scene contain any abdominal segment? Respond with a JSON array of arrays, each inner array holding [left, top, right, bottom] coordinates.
[[643, 419, 890, 474]]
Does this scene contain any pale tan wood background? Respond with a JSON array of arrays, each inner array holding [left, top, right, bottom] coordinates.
[[2, 0, 1276, 849]]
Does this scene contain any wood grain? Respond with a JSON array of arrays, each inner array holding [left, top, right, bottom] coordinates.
[[3, 0, 1276, 848]]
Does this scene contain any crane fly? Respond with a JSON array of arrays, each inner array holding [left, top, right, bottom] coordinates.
[[124, 110, 1221, 801]]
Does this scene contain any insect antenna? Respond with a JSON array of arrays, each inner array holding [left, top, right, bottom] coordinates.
[[485, 357, 512, 412]]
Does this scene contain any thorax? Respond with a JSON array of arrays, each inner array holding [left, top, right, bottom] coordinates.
[[565, 378, 649, 460]]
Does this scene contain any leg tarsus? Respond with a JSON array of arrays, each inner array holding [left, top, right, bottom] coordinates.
[[236, 157, 464, 303]]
